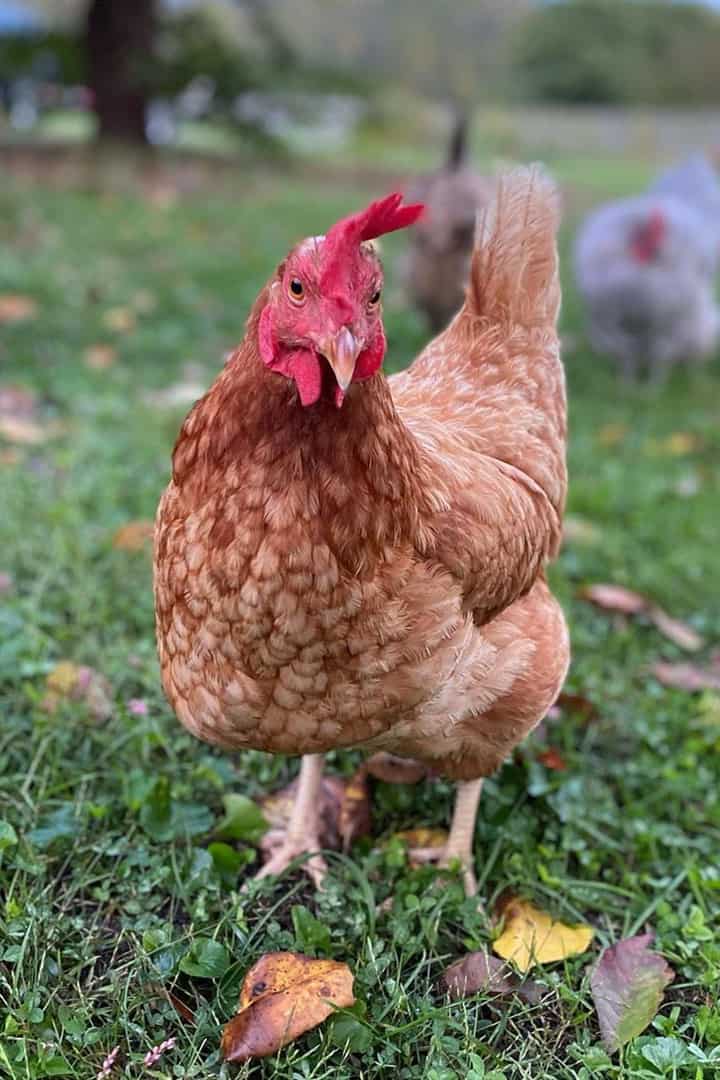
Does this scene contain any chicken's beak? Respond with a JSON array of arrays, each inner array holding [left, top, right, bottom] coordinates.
[[318, 327, 362, 393]]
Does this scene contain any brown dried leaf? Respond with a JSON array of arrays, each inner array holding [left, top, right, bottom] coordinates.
[[646, 607, 703, 652], [579, 584, 648, 615], [581, 586, 702, 651], [221, 951, 354, 1063], [84, 344, 117, 370], [537, 748, 567, 771], [366, 752, 430, 784], [442, 951, 542, 1004], [590, 933, 674, 1054], [555, 692, 599, 721], [261, 775, 345, 852], [112, 520, 154, 552], [652, 661, 720, 693], [42, 661, 113, 722], [0, 386, 36, 418], [0, 294, 37, 323]]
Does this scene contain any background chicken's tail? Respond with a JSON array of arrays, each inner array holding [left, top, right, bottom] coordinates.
[[446, 107, 468, 172], [466, 166, 561, 327]]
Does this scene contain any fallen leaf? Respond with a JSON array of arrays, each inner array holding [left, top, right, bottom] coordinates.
[[103, 307, 137, 333], [261, 776, 345, 851], [42, 661, 113, 722], [366, 752, 430, 784], [392, 827, 448, 867], [221, 951, 354, 1063], [579, 584, 648, 615], [646, 432, 702, 457], [555, 691, 599, 721], [562, 515, 601, 546], [646, 607, 703, 652], [597, 423, 627, 447], [112, 520, 154, 552], [0, 294, 37, 323], [580, 585, 703, 651], [260, 769, 371, 859], [0, 416, 48, 445], [338, 765, 371, 851], [0, 386, 36, 417], [84, 344, 117, 370], [442, 951, 542, 1004], [537, 748, 567, 771], [492, 897, 593, 973], [652, 661, 720, 693], [590, 933, 674, 1054]]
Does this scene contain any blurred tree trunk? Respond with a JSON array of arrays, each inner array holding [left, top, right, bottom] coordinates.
[[85, 0, 156, 143]]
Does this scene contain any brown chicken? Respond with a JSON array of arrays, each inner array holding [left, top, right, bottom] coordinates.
[[154, 169, 569, 896], [403, 112, 496, 333]]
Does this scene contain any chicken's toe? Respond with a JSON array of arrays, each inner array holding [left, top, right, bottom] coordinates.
[[255, 831, 327, 889]]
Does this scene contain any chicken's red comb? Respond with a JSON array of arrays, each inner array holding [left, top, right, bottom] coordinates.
[[321, 192, 424, 291]]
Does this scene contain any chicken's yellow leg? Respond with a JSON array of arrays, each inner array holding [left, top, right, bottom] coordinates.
[[254, 754, 327, 888], [441, 779, 484, 897]]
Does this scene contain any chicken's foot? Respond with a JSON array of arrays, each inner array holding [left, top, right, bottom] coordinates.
[[254, 753, 327, 888], [441, 778, 484, 897], [400, 779, 484, 898]]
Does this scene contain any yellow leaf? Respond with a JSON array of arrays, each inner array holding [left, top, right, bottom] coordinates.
[[493, 897, 593, 973], [0, 294, 37, 323], [84, 344, 117, 370], [43, 661, 113, 722], [103, 307, 137, 333], [393, 827, 448, 850], [597, 423, 627, 447], [112, 520, 154, 551], [221, 951, 354, 1063]]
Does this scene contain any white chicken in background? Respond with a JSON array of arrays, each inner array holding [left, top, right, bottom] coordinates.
[[650, 153, 720, 251], [574, 191, 720, 381]]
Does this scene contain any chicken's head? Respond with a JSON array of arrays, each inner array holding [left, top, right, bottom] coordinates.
[[258, 192, 424, 407]]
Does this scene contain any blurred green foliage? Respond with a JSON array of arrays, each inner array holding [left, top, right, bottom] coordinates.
[[514, 0, 720, 105]]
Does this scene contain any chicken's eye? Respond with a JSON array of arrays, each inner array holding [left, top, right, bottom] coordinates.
[[288, 278, 305, 303], [368, 287, 382, 308]]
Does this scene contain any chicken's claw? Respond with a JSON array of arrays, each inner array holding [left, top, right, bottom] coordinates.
[[254, 828, 328, 889]]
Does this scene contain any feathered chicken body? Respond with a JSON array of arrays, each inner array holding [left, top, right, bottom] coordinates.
[[574, 192, 719, 380], [154, 172, 569, 890]]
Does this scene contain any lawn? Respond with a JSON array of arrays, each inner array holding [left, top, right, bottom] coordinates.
[[0, 159, 719, 1080]]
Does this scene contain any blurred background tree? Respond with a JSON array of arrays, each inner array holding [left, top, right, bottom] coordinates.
[[85, 0, 157, 142], [513, 0, 720, 105], [1, 0, 720, 151]]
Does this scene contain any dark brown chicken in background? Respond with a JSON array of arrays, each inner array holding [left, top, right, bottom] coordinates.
[[154, 169, 569, 895], [402, 110, 496, 333]]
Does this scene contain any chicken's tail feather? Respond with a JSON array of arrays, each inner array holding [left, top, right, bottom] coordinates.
[[466, 166, 561, 327]]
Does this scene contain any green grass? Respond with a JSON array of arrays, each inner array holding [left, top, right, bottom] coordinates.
[[0, 160, 719, 1080]]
